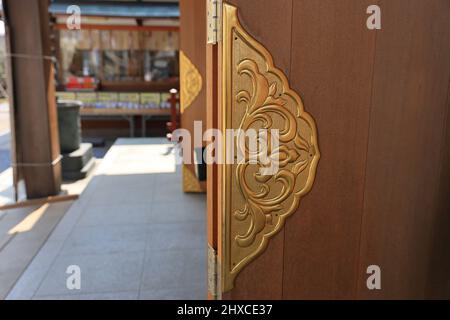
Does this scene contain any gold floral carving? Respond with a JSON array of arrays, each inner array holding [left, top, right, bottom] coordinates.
[[180, 50, 203, 113], [182, 164, 203, 193], [221, 4, 320, 292]]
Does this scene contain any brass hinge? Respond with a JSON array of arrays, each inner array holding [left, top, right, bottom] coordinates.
[[207, 0, 222, 44], [208, 244, 220, 299]]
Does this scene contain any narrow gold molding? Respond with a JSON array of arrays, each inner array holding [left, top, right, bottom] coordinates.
[[221, 4, 320, 292], [180, 50, 203, 113], [182, 164, 203, 193]]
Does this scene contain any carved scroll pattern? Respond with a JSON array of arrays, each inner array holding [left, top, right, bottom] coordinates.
[[180, 50, 202, 113], [222, 4, 320, 291]]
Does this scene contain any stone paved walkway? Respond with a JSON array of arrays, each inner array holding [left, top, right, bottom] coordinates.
[[7, 138, 207, 300]]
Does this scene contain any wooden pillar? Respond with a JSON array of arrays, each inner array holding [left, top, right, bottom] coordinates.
[[3, 0, 61, 199]]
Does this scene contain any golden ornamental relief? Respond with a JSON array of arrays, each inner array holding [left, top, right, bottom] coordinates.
[[180, 50, 203, 113], [221, 4, 320, 292], [182, 164, 203, 193]]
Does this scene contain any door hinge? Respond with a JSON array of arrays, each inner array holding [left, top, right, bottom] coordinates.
[[207, 0, 222, 44], [208, 244, 220, 299]]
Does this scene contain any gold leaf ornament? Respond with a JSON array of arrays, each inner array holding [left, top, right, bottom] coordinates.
[[221, 4, 320, 292], [180, 50, 203, 113]]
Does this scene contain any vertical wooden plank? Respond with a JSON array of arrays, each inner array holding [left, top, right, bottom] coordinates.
[[206, 44, 219, 248], [179, 0, 207, 191], [226, 0, 293, 77], [218, 0, 450, 300], [357, 0, 450, 299], [426, 80, 450, 299], [39, 0, 60, 167], [221, 0, 293, 300], [206, 0, 219, 298], [283, 0, 377, 299]]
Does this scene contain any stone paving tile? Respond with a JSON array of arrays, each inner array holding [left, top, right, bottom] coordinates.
[[6, 241, 66, 299], [0, 202, 73, 299], [146, 222, 206, 251], [149, 201, 206, 224], [60, 224, 149, 256], [140, 248, 206, 291], [77, 203, 151, 227], [33, 291, 139, 300], [139, 286, 205, 300], [35, 251, 145, 297], [7, 138, 207, 300]]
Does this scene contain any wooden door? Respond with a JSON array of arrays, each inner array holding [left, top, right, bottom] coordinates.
[[179, 0, 207, 193], [207, 0, 450, 299]]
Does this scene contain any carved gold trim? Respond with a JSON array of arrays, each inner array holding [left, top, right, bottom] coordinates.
[[180, 50, 203, 113], [182, 164, 203, 193], [221, 4, 320, 292]]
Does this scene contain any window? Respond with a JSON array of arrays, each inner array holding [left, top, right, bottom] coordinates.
[[59, 29, 179, 85]]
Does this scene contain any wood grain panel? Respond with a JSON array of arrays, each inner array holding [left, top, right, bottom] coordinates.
[[426, 80, 450, 299], [357, 0, 450, 299], [282, 0, 377, 299], [223, 232, 285, 300], [206, 44, 219, 248], [222, 0, 293, 300], [218, 0, 450, 299], [226, 0, 293, 76]]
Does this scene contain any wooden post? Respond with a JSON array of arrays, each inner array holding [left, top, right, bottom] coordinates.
[[3, 0, 62, 199]]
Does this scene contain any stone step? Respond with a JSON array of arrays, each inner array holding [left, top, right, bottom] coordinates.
[[62, 157, 96, 181], [61, 143, 93, 172]]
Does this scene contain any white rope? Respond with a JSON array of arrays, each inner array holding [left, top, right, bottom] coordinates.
[[12, 155, 62, 168], [4, 53, 56, 62]]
